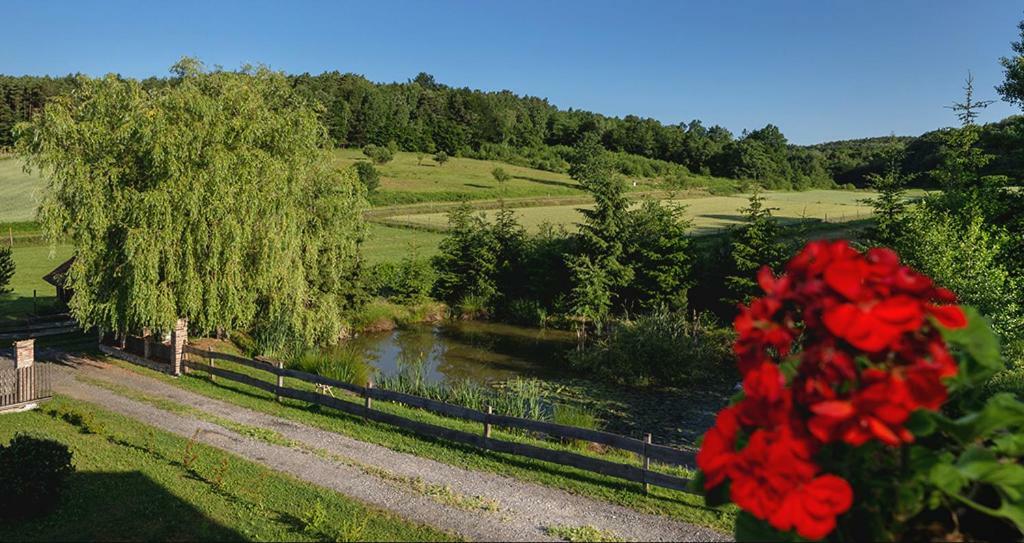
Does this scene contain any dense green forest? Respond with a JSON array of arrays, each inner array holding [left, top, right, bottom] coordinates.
[[3, 71, 1021, 189]]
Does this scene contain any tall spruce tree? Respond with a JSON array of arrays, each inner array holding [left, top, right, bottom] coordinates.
[[16, 59, 367, 347], [620, 200, 693, 311], [865, 144, 909, 247], [723, 189, 784, 306], [0, 246, 14, 295], [431, 203, 498, 306], [567, 133, 632, 326]]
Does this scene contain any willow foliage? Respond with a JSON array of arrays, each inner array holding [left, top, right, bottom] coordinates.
[[16, 60, 367, 347]]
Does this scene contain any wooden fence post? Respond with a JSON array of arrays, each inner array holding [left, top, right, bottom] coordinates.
[[276, 360, 284, 402], [484, 404, 493, 439], [643, 433, 652, 494], [208, 350, 216, 382], [364, 381, 373, 412]]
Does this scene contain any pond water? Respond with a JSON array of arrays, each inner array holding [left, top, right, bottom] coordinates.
[[335, 321, 576, 384]]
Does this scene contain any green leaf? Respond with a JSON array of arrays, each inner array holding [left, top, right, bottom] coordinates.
[[940, 306, 1004, 387], [734, 511, 798, 542], [905, 410, 937, 437], [993, 434, 1024, 456], [929, 463, 968, 495], [951, 393, 1024, 442]]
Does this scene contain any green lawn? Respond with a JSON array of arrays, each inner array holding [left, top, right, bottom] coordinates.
[[382, 189, 880, 234], [0, 244, 73, 321], [363, 223, 444, 264], [106, 353, 735, 533], [0, 159, 46, 223], [0, 396, 455, 542]]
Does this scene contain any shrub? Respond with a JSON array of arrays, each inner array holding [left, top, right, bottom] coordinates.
[[433, 151, 449, 166], [362, 144, 393, 164], [290, 348, 373, 387], [352, 161, 380, 193], [570, 309, 734, 387], [0, 434, 75, 521], [365, 255, 435, 304]]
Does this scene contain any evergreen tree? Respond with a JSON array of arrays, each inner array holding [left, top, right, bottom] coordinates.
[[933, 73, 1004, 218], [491, 206, 526, 304], [620, 200, 693, 311], [0, 246, 14, 295], [723, 189, 785, 306], [352, 162, 380, 193], [431, 203, 498, 306], [864, 144, 909, 247], [567, 134, 633, 324]]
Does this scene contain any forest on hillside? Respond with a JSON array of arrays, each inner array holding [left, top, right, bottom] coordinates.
[[2, 71, 1021, 189]]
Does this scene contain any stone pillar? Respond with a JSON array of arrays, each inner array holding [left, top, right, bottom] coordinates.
[[142, 327, 152, 360], [170, 318, 187, 377], [14, 339, 34, 403]]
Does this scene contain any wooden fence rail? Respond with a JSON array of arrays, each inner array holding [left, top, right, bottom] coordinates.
[[182, 345, 696, 494]]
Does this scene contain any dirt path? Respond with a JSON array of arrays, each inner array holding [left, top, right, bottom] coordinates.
[[45, 355, 728, 542]]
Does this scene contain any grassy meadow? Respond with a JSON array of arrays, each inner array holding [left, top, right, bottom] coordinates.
[[382, 190, 880, 235], [0, 159, 46, 223]]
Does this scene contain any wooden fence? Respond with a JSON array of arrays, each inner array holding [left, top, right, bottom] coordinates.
[[182, 345, 697, 494], [0, 364, 53, 411]]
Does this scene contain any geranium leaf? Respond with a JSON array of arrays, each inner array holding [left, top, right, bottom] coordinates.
[[929, 463, 968, 495], [905, 410, 937, 437], [993, 434, 1024, 456], [940, 306, 1004, 386]]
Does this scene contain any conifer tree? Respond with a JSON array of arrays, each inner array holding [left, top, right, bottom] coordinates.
[[865, 144, 909, 247], [0, 246, 14, 295], [723, 189, 784, 306]]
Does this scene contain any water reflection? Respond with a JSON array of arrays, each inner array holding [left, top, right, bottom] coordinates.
[[344, 321, 575, 384]]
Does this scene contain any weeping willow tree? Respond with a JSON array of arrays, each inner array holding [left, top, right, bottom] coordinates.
[[15, 59, 367, 348]]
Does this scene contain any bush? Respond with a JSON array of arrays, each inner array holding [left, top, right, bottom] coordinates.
[[0, 434, 75, 521], [364, 256, 435, 304], [570, 309, 735, 387], [362, 144, 394, 164], [352, 162, 380, 193]]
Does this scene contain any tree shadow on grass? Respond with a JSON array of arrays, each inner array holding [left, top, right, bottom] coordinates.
[[0, 471, 244, 541], [513, 176, 581, 190]]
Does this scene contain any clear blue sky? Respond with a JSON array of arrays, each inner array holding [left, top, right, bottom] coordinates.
[[4, 0, 1022, 144]]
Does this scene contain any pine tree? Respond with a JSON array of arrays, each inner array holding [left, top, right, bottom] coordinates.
[[0, 246, 14, 295], [431, 203, 498, 306], [724, 189, 785, 306], [567, 133, 633, 324], [865, 144, 909, 247]]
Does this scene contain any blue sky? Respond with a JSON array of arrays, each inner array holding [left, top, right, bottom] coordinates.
[[4, 0, 1022, 144]]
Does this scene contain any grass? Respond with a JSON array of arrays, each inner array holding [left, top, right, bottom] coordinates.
[[0, 396, 457, 542], [382, 189, 881, 234], [104, 353, 735, 533], [363, 223, 445, 264], [545, 524, 625, 542], [0, 158, 46, 223], [0, 244, 73, 321]]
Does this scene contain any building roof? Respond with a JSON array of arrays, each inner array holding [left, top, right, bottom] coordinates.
[[43, 258, 75, 287]]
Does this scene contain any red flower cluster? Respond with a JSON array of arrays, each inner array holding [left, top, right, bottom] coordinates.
[[698, 240, 967, 540]]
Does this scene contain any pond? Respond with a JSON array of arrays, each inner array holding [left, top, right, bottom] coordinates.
[[335, 321, 577, 385]]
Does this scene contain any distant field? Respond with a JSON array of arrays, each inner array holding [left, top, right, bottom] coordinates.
[[1, 151, 734, 218], [0, 158, 46, 222], [381, 190, 880, 235]]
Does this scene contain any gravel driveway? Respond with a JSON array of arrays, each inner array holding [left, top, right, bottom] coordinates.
[[45, 354, 729, 542]]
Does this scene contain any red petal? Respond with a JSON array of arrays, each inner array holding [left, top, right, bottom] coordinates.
[[824, 259, 864, 300], [810, 400, 855, 418], [928, 304, 967, 329]]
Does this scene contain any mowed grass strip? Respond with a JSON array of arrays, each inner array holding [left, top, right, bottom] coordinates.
[[0, 159, 46, 223], [383, 190, 881, 234], [0, 396, 457, 542], [105, 351, 735, 533]]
